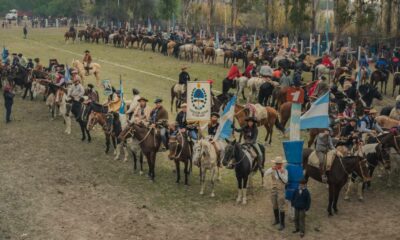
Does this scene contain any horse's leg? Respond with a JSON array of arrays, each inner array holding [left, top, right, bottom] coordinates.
[[122, 145, 129, 162], [184, 158, 189, 185], [151, 152, 156, 181], [200, 167, 206, 195], [80, 122, 86, 141], [146, 153, 151, 178], [86, 127, 91, 142], [327, 184, 334, 216], [344, 179, 353, 200], [333, 186, 341, 214], [132, 150, 138, 173], [139, 152, 144, 175], [210, 167, 216, 197], [242, 175, 249, 205], [175, 160, 181, 183], [357, 180, 364, 201], [105, 134, 111, 154], [65, 116, 71, 134], [385, 79, 388, 95], [236, 177, 243, 203]]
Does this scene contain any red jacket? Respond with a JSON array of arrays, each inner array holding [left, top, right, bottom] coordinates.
[[243, 64, 254, 78], [322, 56, 333, 68], [227, 65, 241, 80]]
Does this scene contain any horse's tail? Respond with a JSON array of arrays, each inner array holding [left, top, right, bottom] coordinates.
[[275, 116, 285, 133], [170, 85, 175, 112]]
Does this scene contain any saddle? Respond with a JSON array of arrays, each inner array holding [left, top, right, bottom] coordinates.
[[246, 103, 268, 122], [90, 102, 108, 113], [308, 150, 337, 170]]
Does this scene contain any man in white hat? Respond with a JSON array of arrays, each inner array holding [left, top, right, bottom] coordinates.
[[68, 73, 85, 102], [264, 156, 288, 231], [359, 108, 383, 134]]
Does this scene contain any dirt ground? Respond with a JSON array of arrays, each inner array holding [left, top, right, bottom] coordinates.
[[1, 27, 400, 240]]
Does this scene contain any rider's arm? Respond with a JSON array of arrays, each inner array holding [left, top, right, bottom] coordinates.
[[359, 121, 372, 133], [374, 122, 384, 133]]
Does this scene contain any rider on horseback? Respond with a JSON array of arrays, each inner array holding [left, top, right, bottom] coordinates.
[[234, 116, 263, 169], [175, 103, 198, 141], [208, 113, 220, 138], [150, 98, 169, 150], [375, 56, 390, 80], [321, 52, 334, 69], [340, 118, 360, 151], [222, 62, 241, 95], [315, 128, 335, 183], [178, 66, 190, 92], [132, 97, 151, 124], [83, 50, 92, 76], [358, 108, 383, 135]]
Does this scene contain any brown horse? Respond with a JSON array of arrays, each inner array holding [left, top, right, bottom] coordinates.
[[370, 70, 389, 94], [303, 148, 370, 216], [168, 131, 192, 185], [224, 49, 234, 68], [87, 111, 117, 153], [392, 72, 400, 97], [235, 104, 285, 144], [203, 47, 216, 64], [64, 31, 76, 43], [118, 123, 161, 181]]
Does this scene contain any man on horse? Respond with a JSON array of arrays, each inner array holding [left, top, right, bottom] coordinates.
[[86, 84, 99, 103], [83, 50, 92, 76], [33, 58, 44, 72], [150, 98, 169, 150], [234, 116, 263, 169], [321, 52, 334, 69], [176, 103, 198, 141], [375, 56, 390, 80], [243, 61, 256, 78], [264, 156, 288, 231], [207, 113, 220, 138], [222, 62, 241, 95], [315, 128, 335, 183], [132, 97, 151, 123], [340, 118, 361, 151], [358, 108, 383, 135], [178, 66, 190, 92], [359, 54, 371, 79], [126, 88, 141, 121], [69, 25, 75, 33]]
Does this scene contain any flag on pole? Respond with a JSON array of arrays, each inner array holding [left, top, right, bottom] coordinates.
[[2, 47, 9, 64], [300, 92, 330, 130], [64, 65, 71, 83], [253, 31, 257, 50], [325, 1, 330, 53], [215, 32, 219, 49], [119, 76, 125, 114], [213, 96, 237, 140], [356, 46, 362, 89], [172, 13, 175, 31], [147, 17, 152, 32]]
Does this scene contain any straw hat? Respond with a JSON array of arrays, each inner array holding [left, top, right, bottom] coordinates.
[[271, 156, 287, 164], [180, 103, 187, 108], [369, 109, 378, 114], [137, 97, 148, 102]]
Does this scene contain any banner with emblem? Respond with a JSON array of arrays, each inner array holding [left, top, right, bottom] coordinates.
[[187, 81, 211, 121]]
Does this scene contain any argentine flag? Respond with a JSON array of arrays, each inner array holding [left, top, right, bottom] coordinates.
[[214, 96, 237, 140], [119, 78, 125, 114], [300, 92, 330, 130], [65, 65, 71, 83]]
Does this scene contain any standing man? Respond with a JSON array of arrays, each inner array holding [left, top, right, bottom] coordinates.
[[264, 156, 288, 231], [23, 24, 28, 39], [3, 85, 15, 123], [291, 179, 311, 238], [83, 50, 92, 76]]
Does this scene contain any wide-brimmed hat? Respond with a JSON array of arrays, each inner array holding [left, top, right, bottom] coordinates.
[[272, 156, 287, 164], [71, 69, 78, 74], [180, 103, 187, 108], [87, 83, 94, 89], [368, 109, 378, 114], [250, 60, 256, 65], [137, 97, 148, 102], [154, 98, 163, 103], [181, 65, 188, 70], [34, 58, 40, 62], [211, 112, 220, 118], [85, 50, 90, 53], [245, 116, 257, 123], [233, 62, 238, 65], [132, 88, 140, 95]]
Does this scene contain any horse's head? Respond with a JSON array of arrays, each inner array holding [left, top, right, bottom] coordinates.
[[370, 85, 383, 101], [355, 157, 372, 182], [168, 134, 180, 160], [87, 111, 100, 131], [222, 139, 237, 167], [118, 124, 135, 142]]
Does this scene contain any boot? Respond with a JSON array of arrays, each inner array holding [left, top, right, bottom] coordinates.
[[272, 209, 279, 225], [278, 212, 285, 231]]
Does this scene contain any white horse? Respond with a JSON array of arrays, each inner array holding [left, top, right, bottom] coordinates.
[[215, 48, 225, 64], [246, 77, 264, 103], [192, 138, 226, 197], [235, 76, 249, 101]]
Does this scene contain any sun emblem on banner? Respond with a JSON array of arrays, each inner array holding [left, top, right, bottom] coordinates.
[[190, 83, 208, 110]]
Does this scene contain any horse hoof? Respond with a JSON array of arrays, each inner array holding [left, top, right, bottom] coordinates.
[[236, 198, 242, 203], [211, 193, 215, 198], [328, 212, 333, 217], [139, 171, 143, 176], [81, 138, 85, 142], [123, 158, 128, 162], [334, 209, 339, 214], [242, 199, 247, 205], [344, 197, 350, 201], [114, 157, 119, 161], [200, 191, 204, 195]]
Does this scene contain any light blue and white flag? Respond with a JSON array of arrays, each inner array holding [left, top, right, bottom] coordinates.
[[300, 92, 330, 130], [147, 17, 152, 32], [215, 32, 219, 49], [119, 78, 125, 114], [64, 65, 71, 83], [214, 96, 237, 140]]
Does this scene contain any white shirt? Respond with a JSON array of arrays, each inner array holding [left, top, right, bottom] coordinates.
[[264, 167, 288, 183]]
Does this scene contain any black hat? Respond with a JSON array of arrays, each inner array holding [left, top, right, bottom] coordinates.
[[154, 98, 163, 103], [28, 58, 32, 61], [245, 116, 257, 123], [137, 97, 148, 102], [18, 53, 22, 57], [88, 83, 94, 89], [85, 50, 90, 53], [211, 112, 220, 118], [34, 58, 40, 62], [12, 53, 17, 55], [349, 118, 358, 123], [132, 88, 140, 95]]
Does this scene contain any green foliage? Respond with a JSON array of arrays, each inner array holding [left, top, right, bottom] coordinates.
[[158, 0, 178, 20], [289, 0, 311, 32], [0, 0, 81, 17]]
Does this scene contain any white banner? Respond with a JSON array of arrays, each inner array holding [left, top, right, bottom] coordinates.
[[187, 81, 211, 121]]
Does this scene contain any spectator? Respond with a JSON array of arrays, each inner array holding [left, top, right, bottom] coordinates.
[[291, 179, 311, 238], [3, 85, 15, 123]]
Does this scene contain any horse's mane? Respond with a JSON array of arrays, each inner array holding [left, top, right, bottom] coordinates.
[[90, 102, 108, 113]]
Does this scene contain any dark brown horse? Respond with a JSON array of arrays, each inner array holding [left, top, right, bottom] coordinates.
[[168, 131, 192, 185], [392, 72, 400, 97], [235, 104, 285, 144], [302, 148, 370, 216], [118, 123, 161, 181], [64, 31, 76, 43], [87, 109, 117, 154], [203, 47, 216, 64], [370, 70, 389, 94]]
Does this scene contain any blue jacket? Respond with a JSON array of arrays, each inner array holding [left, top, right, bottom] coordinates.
[[291, 188, 311, 211]]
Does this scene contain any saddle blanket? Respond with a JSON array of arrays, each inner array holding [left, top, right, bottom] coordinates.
[[308, 150, 336, 170], [174, 84, 185, 94], [247, 103, 268, 121], [361, 143, 379, 156]]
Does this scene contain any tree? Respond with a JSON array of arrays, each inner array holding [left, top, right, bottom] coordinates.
[[385, 0, 393, 35], [289, 0, 311, 41], [332, 0, 354, 49], [207, 0, 215, 35], [158, 0, 178, 20], [311, 0, 320, 33]]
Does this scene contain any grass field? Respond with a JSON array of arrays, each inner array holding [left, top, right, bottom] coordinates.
[[0, 27, 400, 240]]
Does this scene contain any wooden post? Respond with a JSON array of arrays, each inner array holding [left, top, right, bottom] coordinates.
[[317, 34, 321, 56], [309, 34, 313, 55], [300, 40, 304, 54]]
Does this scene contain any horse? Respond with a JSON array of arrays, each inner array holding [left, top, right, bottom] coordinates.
[[223, 49, 234, 68], [87, 105, 117, 153], [191, 45, 203, 63], [370, 70, 389, 94], [168, 131, 192, 185], [203, 47, 216, 64], [392, 72, 400, 97], [118, 123, 161, 181], [234, 104, 285, 145], [140, 36, 156, 51], [71, 59, 101, 86], [235, 76, 249, 101], [358, 83, 383, 107], [302, 148, 370, 216], [376, 116, 400, 129], [192, 139, 225, 197], [170, 83, 185, 112], [77, 30, 87, 41], [246, 77, 265, 103], [223, 139, 265, 204], [64, 30, 76, 43]]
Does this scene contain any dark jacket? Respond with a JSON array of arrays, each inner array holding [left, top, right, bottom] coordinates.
[[150, 106, 168, 124], [341, 124, 357, 137], [4, 91, 14, 106], [176, 111, 187, 129], [179, 71, 190, 85], [291, 188, 311, 211], [235, 125, 258, 144], [208, 122, 219, 136]]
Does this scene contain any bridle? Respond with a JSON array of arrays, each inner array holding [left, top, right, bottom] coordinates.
[[122, 124, 153, 145], [169, 131, 186, 160]]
